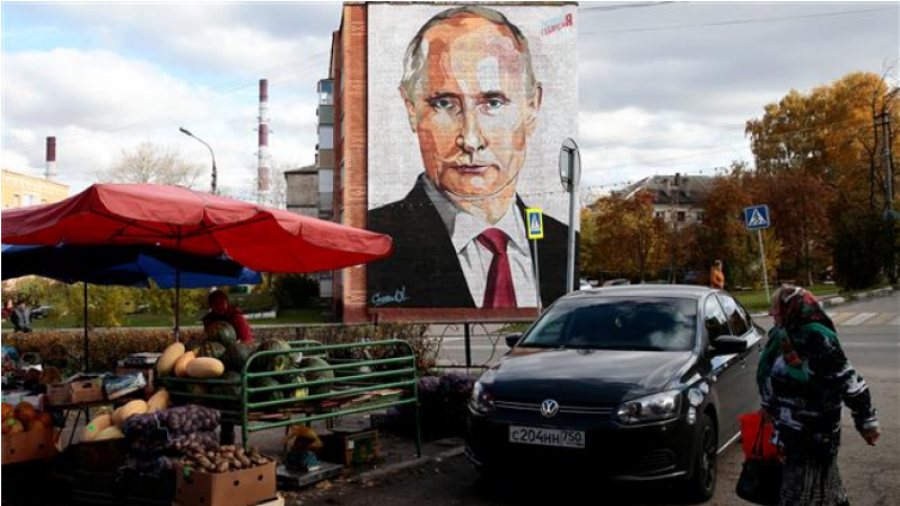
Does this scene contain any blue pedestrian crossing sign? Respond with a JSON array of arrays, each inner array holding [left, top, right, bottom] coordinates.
[[744, 205, 771, 230], [526, 208, 544, 240]]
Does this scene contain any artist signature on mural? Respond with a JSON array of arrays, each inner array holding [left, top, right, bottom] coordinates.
[[542, 13, 573, 36], [371, 287, 410, 306]]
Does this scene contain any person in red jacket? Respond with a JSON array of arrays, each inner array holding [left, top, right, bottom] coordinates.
[[201, 290, 253, 345], [202, 289, 253, 445]]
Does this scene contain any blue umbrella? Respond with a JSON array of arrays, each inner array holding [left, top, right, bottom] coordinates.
[[1, 244, 260, 287], [2, 244, 261, 370]]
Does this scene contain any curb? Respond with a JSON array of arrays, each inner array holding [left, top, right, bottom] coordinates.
[[357, 446, 465, 481], [751, 287, 894, 317]]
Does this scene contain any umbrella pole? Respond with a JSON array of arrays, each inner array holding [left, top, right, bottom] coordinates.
[[84, 283, 89, 372], [174, 232, 182, 342], [175, 269, 181, 342]]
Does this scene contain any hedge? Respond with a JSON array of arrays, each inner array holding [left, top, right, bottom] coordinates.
[[2, 322, 436, 377]]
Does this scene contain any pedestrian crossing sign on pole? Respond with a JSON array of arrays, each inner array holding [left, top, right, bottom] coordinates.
[[526, 208, 544, 240], [744, 205, 771, 230]]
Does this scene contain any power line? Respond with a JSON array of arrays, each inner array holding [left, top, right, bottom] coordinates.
[[581, 6, 897, 35], [581, 2, 679, 13]]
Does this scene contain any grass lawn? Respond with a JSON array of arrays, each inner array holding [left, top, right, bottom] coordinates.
[[734, 283, 842, 312]]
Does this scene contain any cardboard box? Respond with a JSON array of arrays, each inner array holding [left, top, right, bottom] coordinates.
[[45, 374, 105, 406], [320, 429, 379, 466], [78, 438, 128, 472], [175, 460, 277, 506], [1, 427, 57, 465]]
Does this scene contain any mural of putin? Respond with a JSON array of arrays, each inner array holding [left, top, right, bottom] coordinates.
[[368, 6, 572, 309]]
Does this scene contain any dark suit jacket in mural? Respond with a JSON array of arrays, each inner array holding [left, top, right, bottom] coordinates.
[[368, 176, 576, 308]]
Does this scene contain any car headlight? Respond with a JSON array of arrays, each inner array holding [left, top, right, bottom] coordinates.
[[615, 390, 682, 425], [470, 370, 497, 415]]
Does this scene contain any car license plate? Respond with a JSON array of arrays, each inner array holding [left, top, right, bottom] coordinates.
[[509, 426, 585, 449]]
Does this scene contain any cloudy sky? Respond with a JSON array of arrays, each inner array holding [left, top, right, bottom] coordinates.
[[1, 1, 897, 199]]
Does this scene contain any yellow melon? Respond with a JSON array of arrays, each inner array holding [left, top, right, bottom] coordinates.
[[112, 400, 147, 428], [185, 357, 225, 378], [146, 389, 170, 413], [80, 414, 112, 442], [174, 351, 196, 378], [92, 426, 124, 441], [157, 342, 186, 376]]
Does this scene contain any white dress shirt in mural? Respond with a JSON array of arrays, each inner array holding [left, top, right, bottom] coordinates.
[[423, 178, 537, 308]]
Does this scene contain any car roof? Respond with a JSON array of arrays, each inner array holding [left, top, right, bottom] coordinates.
[[563, 284, 716, 301]]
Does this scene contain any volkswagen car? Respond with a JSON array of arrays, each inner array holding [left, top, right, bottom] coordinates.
[[466, 285, 764, 500]]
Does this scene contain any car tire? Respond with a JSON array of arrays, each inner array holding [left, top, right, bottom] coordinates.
[[682, 412, 717, 502]]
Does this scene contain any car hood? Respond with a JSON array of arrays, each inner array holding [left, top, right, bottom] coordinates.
[[491, 348, 693, 405]]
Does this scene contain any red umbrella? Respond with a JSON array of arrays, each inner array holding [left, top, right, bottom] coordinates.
[[2, 183, 392, 273]]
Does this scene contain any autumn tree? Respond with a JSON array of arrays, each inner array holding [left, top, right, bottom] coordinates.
[[96, 141, 203, 188], [746, 71, 899, 285], [582, 190, 669, 282]]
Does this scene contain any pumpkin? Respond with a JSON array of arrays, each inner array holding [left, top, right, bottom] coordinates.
[[174, 351, 197, 378], [13, 402, 37, 425], [1, 402, 13, 421], [35, 411, 54, 429], [4, 418, 24, 434], [157, 342, 186, 376]]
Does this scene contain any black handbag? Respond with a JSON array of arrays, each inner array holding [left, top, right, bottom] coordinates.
[[736, 414, 783, 505]]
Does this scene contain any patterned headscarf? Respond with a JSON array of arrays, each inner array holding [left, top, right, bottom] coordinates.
[[769, 286, 835, 333]]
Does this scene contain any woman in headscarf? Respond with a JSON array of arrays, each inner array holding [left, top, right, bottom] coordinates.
[[758, 286, 880, 505]]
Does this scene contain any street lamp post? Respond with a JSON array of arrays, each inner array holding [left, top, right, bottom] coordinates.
[[179, 127, 217, 195]]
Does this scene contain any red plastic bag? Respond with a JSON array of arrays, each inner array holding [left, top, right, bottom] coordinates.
[[739, 410, 781, 461]]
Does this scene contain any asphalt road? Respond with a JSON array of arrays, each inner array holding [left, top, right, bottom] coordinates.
[[291, 293, 899, 506]]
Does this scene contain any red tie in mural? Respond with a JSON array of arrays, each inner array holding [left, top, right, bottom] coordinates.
[[477, 228, 516, 309]]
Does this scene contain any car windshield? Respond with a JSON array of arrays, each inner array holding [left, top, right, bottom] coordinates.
[[519, 296, 698, 351]]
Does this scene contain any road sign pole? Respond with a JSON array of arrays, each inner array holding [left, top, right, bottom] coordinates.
[[757, 229, 770, 303], [532, 239, 542, 314]]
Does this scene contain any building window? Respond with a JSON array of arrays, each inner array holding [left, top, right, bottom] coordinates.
[[677, 211, 686, 222], [696, 211, 704, 222], [654, 211, 664, 219]]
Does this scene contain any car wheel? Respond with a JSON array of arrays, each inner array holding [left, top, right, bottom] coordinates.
[[682, 412, 717, 502]]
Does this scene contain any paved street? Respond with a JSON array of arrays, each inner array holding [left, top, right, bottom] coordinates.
[[291, 293, 899, 506]]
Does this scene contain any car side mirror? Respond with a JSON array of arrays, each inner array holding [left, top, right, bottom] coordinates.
[[505, 333, 523, 349], [712, 335, 747, 355]]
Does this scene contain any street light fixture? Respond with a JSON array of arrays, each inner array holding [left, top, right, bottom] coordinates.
[[179, 127, 217, 195]]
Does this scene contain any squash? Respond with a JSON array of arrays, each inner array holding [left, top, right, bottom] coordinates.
[[80, 414, 112, 442], [35, 411, 54, 429], [174, 351, 197, 378], [112, 400, 147, 428], [146, 389, 170, 413], [157, 342, 186, 376], [186, 358, 225, 378], [93, 426, 124, 441]]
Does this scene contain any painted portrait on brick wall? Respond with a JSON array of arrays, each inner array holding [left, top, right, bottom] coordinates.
[[367, 4, 578, 310]]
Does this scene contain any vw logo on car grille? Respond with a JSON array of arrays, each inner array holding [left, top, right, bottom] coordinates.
[[540, 399, 560, 418]]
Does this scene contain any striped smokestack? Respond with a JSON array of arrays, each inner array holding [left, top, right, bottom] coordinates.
[[45, 136, 57, 180], [258, 79, 269, 194]]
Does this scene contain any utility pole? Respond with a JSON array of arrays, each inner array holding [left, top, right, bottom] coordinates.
[[880, 112, 894, 215], [880, 111, 897, 282]]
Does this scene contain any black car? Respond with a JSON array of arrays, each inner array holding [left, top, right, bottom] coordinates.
[[466, 285, 764, 501]]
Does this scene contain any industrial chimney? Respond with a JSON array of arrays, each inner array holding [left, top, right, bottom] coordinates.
[[45, 136, 57, 180], [258, 79, 270, 194]]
